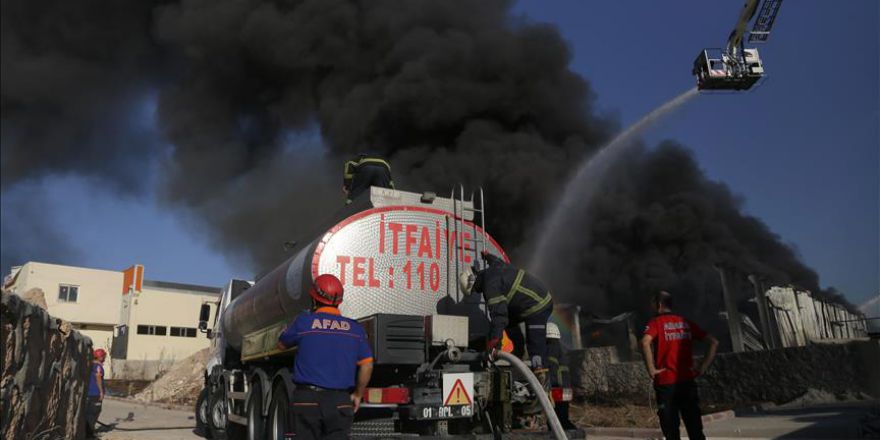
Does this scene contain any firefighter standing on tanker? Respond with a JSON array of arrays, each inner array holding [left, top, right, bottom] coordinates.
[[641, 290, 719, 440], [277, 274, 374, 439], [460, 252, 554, 382], [343, 153, 394, 204]]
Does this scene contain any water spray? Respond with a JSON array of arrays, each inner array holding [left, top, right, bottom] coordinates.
[[530, 87, 699, 276]]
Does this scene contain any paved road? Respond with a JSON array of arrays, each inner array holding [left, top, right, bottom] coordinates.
[[702, 402, 877, 439], [97, 398, 201, 440], [587, 401, 879, 439], [97, 398, 878, 439]]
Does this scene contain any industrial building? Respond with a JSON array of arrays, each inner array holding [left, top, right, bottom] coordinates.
[[5, 262, 220, 379]]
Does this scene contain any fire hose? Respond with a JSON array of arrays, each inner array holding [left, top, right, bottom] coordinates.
[[494, 351, 567, 440]]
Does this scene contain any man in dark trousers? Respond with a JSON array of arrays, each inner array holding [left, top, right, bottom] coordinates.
[[85, 348, 107, 438], [343, 153, 394, 203], [460, 252, 554, 381], [641, 290, 719, 440], [277, 274, 374, 439], [546, 323, 577, 430]]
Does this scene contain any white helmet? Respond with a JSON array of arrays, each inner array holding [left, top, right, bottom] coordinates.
[[546, 322, 561, 340], [459, 267, 476, 295]]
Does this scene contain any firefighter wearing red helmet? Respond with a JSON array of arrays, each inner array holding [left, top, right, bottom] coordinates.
[[277, 274, 374, 439], [86, 348, 107, 438]]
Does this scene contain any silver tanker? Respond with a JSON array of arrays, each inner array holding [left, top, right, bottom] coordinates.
[[220, 186, 504, 351], [196, 186, 580, 440]]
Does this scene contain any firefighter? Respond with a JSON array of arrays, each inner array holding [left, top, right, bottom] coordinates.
[[277, 274, 374, 440], [459, 252, 554, 381], [85, 348, 107, 438], [546, 323, 578, 430], [343, 153, 394, 203], [641, 290, 719, 440]]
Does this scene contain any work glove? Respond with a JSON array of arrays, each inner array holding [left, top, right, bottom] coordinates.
[[485, 337, 500, 361], [486, 337, 500, 351]]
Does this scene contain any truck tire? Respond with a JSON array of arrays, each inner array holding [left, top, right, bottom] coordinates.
[[208, 388, 247, 440], [246, 381, 266, 440], [267, 382, 290, 440], [208, 388, 229, 440], [196, 388, 211, 438]]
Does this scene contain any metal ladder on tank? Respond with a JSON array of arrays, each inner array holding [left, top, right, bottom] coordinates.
[[449, 184, 488, 301]]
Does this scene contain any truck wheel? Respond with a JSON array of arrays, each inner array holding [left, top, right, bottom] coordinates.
[[247, 382, 266, 440], [196, 388, 211, 438], [267, 382, 290, 440], [208, 388, 229, 440], [208, 388, 247, 440]]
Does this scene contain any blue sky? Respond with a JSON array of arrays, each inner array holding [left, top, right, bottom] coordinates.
[[3, 1, 878, 306]]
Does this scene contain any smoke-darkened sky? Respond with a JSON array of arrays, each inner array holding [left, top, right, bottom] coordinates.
[[1, 0, 877, 314]]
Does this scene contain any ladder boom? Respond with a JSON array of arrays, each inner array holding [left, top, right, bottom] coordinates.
[[726, 0, 761, 56], [749, 0, 784, 43]]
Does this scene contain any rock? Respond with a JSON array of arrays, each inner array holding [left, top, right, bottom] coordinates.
[[1, 292, 92, 440], [569, 340, 880, 407], [20, 288, 48, 310]]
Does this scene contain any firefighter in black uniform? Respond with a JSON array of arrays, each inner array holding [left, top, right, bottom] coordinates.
[[460, 252, 555, 380], [547, 322, 577, 430], [343, 153, 394, 203]]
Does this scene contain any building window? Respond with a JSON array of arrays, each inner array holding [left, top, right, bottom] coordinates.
[[58, 285, 79, 302], [170, 327, 198, 338], [136, 325, 168, 336]]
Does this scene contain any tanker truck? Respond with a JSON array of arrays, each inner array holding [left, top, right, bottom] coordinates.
[[193, 186, 577, 439]]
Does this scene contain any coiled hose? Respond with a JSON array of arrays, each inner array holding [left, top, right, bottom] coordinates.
[[494, 351, 567, 440]]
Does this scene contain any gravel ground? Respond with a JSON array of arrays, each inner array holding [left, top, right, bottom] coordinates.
[[132, 348, 209, 407], [569, 403, 659, 428]]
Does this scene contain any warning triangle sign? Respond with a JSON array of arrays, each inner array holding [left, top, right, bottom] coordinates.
[[444, 378, 472, 405]]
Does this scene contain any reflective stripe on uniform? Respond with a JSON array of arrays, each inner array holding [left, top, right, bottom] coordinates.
[[504, 270, 526, 302], [345, 157, 391, 180], [559, 366, 570, 384], [343, 161, 357, 179], [548, 356, 569, 384], [504, 269, 552, 318], [357, 157, 391, 170], [487, 295, 507, 305], [521, 295, 552, 317]]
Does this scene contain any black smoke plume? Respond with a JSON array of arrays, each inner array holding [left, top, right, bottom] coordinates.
[[1, 0, 854, 325]]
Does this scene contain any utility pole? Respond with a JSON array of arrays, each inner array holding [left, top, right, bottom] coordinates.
[[748, 274, 776, 349], [715, 265, 744, 353]]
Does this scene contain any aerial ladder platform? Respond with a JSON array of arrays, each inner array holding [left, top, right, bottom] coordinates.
[[693, 0, 784, 91]]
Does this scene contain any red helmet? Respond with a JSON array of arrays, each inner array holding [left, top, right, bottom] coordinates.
[[94, 348, 107, 359], [309, 274, 344, 306]]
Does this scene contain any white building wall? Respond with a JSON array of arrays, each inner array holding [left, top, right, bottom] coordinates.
[[11, 262, 124, 325], [113, 281, 219, 379], [9, 262, 124, 376], [7, 261, 221, 380]]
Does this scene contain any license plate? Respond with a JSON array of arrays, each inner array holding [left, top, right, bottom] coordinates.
[[415, 404, 473, 420]]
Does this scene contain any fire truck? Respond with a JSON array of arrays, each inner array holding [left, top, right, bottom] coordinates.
[[193, 186, 578, 439]]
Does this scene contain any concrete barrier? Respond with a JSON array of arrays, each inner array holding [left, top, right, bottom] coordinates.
[[1, 292, 92, 440]]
